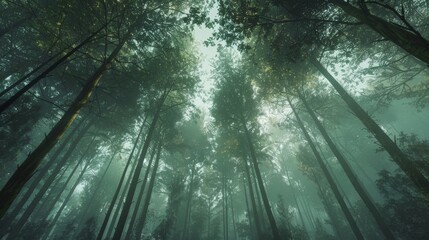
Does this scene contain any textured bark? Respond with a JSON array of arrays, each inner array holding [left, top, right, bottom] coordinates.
[[311, 58, 429, 201], [112, 92, 166, 240], [240, 114, 282, 240], [96, 118, 146, 240], [0, 16, 140, 216], [331, 0, 429, 65], [133, 140, 162, 240], [298, 90, 396, 240]]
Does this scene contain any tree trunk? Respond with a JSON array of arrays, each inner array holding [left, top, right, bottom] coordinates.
[[242, 153, 263, 239], [181, 160, 197, 240], [2, 119, 93, 238], [311, 58, 429, 201], [242, 178, 255, 240], [288, 96, 364, 240], [330, 0, 429, 65], [0, 119, 83, 230], [0, 21, 108, 114], [0, 16, 142, 216], [96, 118, 146, 240], [112, 92, 166, 240], [298, 90, 396, 240], [0, 52, 61, 98], [124, 142, 157, 240], [228, 185, 238, 240], [40, 149, 95, 240], [133, 140, 163, 240], [240, 114, 282, 240]]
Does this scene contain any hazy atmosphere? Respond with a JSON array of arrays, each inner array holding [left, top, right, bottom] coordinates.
[[1, 0, 429, 239]]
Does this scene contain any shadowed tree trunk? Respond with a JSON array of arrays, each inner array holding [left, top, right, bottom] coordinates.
[[0, 21, 110, 114], [310, 58, 429, 201], [124, 142, 157, 239], [96, 117, 147, 240], [112, 91, 167, 240], [298, 90, 396, 240], [0, 15, 143, 217], [133, 140, 162, 240], [330, 0, 429, 65], [240, 113, 282, 240], [288, 96, 364, 240], [181, 159, 197, 240]]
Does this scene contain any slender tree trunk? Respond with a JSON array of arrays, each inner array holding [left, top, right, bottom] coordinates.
[[0, 21, 108, 114], [298, 90, 396, 240], [311, 58, 429, 201], [0, 14, 33, 38], [40, 150, 95, 240], [0, 52, 62, 98], [242, 178, 255, 240], [228, 185, 238, 240], [124, 143, 157, 239], [288, 96, 364, 240], [181, 160, 196, 240], [0, 15, 142, 215], [2, 119, 93, 238], [283, 166, 307, 231], [242, 154, 263, 238], [240, 114, 282, 240], [0, 119, 83, 229], [250, 158, 267, 230], [96, 118, 146, 240], [330, 0, 429, 65], [133, 140, 162, 240], [72, 150, 117, 237], [112, 92, 166, 240]]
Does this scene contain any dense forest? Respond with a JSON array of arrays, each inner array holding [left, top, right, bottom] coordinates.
[[0, 0, 429, 239]]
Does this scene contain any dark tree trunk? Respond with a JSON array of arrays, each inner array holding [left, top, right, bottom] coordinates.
[[112, 92, 166, 240], [298, 90, 396, 240], [2, 119, 93, 238], [242, 178, 255, 240], [242, 154, 263, 239], [181, 160, 196, 240], [288, 97, 364, 240], [228, 185, 238, 240], [240, 114, 282, 240], [96, 118, 146, 240], [124, 142, 157, 239], [0, 16, 140, 215], [0, 119, 83, 230], [0, 52, 61, 98], [311, 58, 429, 201], [40, 147, 95, 240], [0, 22, 108, 114], [330, 0, 429, 65], [133, 140, 162, 240]]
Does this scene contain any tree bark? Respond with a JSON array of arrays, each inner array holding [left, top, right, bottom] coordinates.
[[330, 0, 429, 65], [240, 114, 282, 240], [112, 92, 166, 240], [96, 118, 146, 240], [242, 153, 263, 239], [133, 140, 162, 240], [298, 90, 396, 240], [0, 21, 108, 114], [311, 58, 429, 201], [288, 97, 364, 240], [180, 159, 197, 240], [124, 142, 157, 239], [0, 16, 141, 217]]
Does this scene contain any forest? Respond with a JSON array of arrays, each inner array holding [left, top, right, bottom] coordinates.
[[0, 0, 429, 239]]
